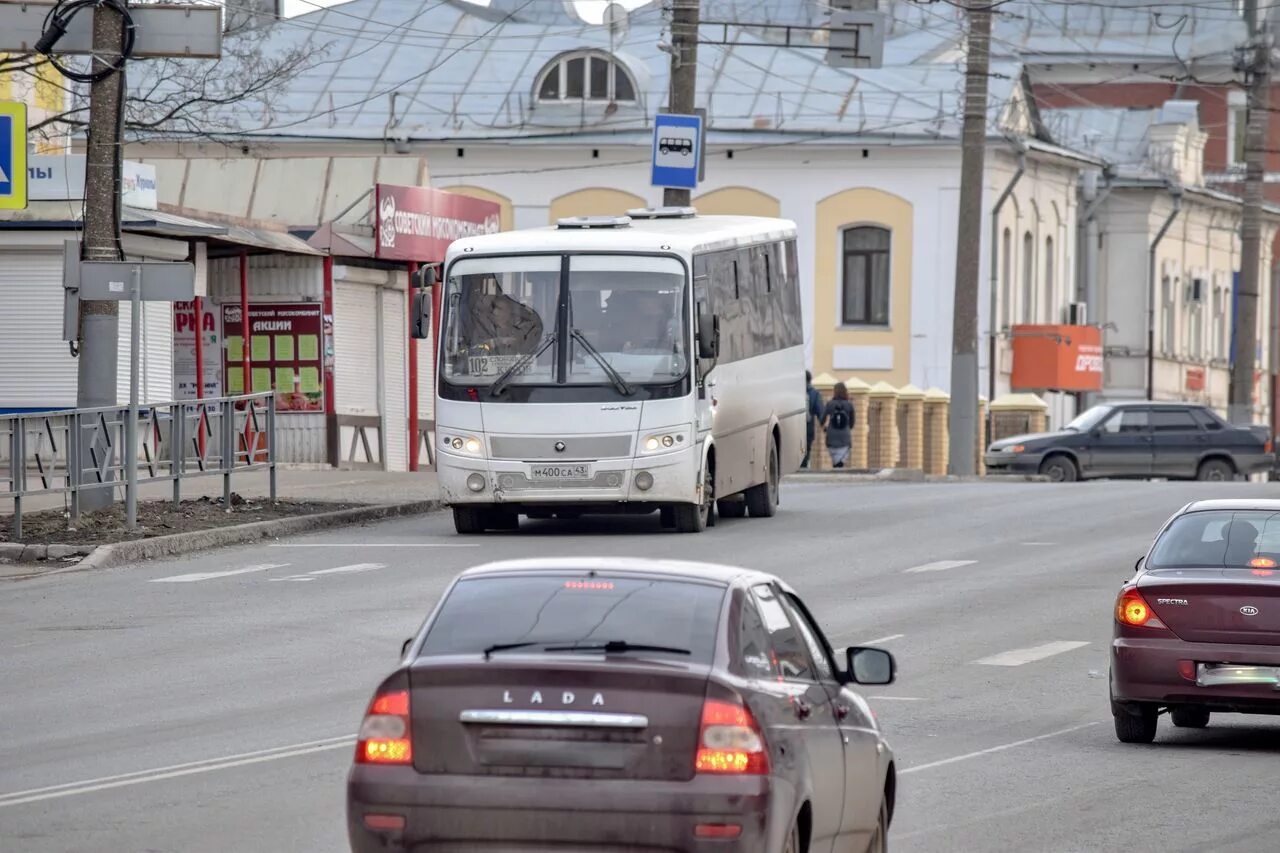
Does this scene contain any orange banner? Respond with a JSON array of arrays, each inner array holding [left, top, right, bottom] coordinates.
[[1010, 324, 1103, 392]]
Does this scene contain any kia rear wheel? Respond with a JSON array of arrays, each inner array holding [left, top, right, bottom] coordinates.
[[1112, 701, 1158, 744], [1170, 706, 1210, 728]]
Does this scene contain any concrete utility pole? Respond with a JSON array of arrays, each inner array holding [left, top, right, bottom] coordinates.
[[664, 0, 700, 207], [1231, 0, 1271, 424], [947, 0, 992, 476], [77, 4, 129, 510]]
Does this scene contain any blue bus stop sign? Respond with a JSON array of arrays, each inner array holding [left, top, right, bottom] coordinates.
[[0, 101, 27, 210], [651, 113, 702, 190]]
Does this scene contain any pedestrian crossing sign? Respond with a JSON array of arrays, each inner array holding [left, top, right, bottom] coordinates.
[[0, 101, 28, 210]]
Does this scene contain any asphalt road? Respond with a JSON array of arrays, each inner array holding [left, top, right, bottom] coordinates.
[[3, 479, 1280, 853]]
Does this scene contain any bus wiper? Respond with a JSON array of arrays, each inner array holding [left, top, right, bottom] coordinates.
[[542, 640, 691, 656], [490, 333, 557, 397], [570, 329, 634, 396]]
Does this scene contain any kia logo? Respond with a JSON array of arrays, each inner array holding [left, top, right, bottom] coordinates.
[[1240, 605, 1260, 616]]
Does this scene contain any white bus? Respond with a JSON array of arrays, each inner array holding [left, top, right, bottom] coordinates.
[[412, 208, 807, 534]]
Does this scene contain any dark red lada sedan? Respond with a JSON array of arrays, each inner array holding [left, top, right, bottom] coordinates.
[[347, 558, 897, 853], [1112, 499, 1280, 743]]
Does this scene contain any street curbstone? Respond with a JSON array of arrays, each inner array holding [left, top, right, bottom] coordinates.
[[4, 500, 443, 579]]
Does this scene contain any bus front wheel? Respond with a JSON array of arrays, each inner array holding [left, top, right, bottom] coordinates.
[[672, 465, 715, 533]]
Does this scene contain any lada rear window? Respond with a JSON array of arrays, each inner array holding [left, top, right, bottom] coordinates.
[[419, 574, 725, 662], [1149, 511, 1280, 569]]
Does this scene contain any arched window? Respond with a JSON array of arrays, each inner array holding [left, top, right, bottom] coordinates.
[[840, 226, 891, 326], [1021, 231, 1035, 324], [537, 52, 637, 103]]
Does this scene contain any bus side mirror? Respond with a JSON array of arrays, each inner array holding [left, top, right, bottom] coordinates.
[[411, 266, 438, 289], [697, 312, 719, 359], [411, 290, 431, 340]]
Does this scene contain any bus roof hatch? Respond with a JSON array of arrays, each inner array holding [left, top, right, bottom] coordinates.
[[626, 206, 698, 220], [556, 215, 632, 229]]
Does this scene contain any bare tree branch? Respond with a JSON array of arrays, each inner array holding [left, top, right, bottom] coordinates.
[[29, 19, 327, 145]]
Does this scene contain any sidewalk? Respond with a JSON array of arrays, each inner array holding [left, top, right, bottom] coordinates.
[[12, 467, 441, 516]]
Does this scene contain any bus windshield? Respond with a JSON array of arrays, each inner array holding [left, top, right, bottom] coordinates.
[[441, 254, 688, 388]]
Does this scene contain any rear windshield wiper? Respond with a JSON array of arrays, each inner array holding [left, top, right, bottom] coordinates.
[[543, 640, 691, 656], [481, 639, 692, 660], [570, 329, 634, 397], [490, 333, 557, 397]]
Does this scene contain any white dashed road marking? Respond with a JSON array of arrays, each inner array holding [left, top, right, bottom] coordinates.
[[269, 543, 478, 548], [858, 634, 905, 645], [0, 736, 356, 808], [974, 641, 1090, 667], [308, 563, 386, 576], [904, 560, 976, 574], [149, 564, 290, 583], [270, 563, 387, 582], [898, 722, 1100, 775]]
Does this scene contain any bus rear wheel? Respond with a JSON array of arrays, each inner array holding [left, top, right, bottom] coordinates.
[[745, 441, 780, 518]]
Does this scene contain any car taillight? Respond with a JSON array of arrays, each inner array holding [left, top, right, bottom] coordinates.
[[695, 695, 768, 775], [1115, 588, 1167, 629], [356, 689, 412, 764]]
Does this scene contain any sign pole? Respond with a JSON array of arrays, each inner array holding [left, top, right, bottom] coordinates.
[[126, 264, 141, 530], [407, 261, 419, 473]]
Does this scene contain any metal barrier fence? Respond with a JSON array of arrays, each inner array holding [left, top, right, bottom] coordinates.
[[2, 393, 276, 540]]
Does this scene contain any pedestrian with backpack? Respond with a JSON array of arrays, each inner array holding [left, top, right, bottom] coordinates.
[[824, 381, 854, 468], [801, 371, 825, 468]]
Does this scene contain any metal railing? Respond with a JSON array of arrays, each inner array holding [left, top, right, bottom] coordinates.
[[2, 393, 276, 540]]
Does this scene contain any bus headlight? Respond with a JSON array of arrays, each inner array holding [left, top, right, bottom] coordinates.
[[441, 434, 485, 457], [641, 431, 685, 454]]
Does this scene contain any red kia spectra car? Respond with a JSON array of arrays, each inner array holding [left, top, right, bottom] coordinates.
[[1111, 499, 1280, 743]]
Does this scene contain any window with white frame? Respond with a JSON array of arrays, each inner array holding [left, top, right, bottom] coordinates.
[[1000, 228, 1012, 329], [1043, 235, 1054, 324], [1186, 278, 1204, 360], [537, 52, 638, 103], [841, 226, 891, 326], [1021, 231, 1035, 323], [1212, 285, 1225, 359], [1161, 274, 1175, 353], [1228, 89, 1247, 168]]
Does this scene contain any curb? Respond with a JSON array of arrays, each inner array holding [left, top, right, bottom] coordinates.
[[787, 471, 1049, 484], [3, 499, 444, 580]]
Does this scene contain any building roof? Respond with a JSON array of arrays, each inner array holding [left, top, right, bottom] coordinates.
[[167, 0, 1030, 147]]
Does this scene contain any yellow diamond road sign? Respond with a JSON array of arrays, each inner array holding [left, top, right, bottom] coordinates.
[[0, 101, 27, 210]]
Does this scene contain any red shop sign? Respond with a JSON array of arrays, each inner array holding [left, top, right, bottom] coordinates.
[[1185, 367, 1205, 391], [375, 184, 502, 262], [222, 303, 325, 413]]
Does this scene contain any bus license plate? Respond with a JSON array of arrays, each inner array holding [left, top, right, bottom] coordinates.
[[530, 464, 589, 481]]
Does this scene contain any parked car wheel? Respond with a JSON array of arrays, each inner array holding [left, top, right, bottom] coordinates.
[[1112, 701, 1158, 744], [1039, 453, 1079, 483], [1196, 458, 1235, 482], [1170, 706, 1210, 728]]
